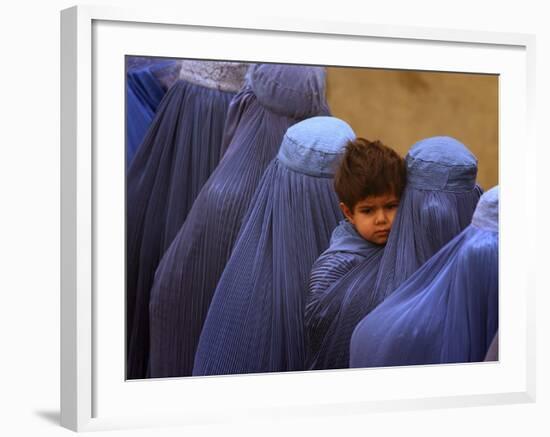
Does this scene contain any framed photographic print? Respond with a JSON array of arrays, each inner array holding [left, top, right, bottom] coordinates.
[[61, 4, 536, 432]]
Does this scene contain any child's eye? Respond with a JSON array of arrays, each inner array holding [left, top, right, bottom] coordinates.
[[386, 203, 398, 210], [361, 208, 373, 214]]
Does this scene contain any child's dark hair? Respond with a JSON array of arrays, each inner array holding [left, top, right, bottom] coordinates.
[[334, 138, 406, 210]]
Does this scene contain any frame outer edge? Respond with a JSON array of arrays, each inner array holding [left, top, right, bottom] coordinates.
[[77, 4, 531, 47], [59, 4, 536, 430], [525, 34, 537, 402], [60, 5, 78, 432], [61, 5, 94, 431]]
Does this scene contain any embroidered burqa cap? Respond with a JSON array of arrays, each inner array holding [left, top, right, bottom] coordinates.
[[178, 60, 250, 92]]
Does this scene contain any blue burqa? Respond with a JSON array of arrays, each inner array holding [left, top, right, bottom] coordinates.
[[147, 65, 331, 378], [126, 61, 248, 379], [305, 136, 482, 370], [350, 186, 499, 368], [305, 221, 384, 364], [126, 59, 181, 166], [308, 221, 384, 298], [193, 116, 355, 376]]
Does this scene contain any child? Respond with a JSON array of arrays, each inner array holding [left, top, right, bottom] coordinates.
[[307, 138, 406, 299], [305, 138, 405, 367]]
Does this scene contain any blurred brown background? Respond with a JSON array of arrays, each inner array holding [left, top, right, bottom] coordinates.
[[326, 67, 498, 190]]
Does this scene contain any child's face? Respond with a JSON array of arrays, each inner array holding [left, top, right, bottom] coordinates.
[[341, 193, 400, 245]]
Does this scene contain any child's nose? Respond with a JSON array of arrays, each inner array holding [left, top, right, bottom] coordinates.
[[375, 210, 387, 224]]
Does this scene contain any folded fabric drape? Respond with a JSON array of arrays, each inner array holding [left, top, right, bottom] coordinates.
[[126, 60, 175, 166], [126, 61, 247, 379], [350, 186, 499, 368], [147, 64, 330, 378], [305, 220, 384, 365], [193, 116, 354, 376]]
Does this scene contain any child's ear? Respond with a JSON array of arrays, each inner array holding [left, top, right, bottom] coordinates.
[[340, 202, 354, 223]]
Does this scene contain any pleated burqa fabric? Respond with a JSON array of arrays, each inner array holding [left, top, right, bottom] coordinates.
[[126, 60, 177, 166], [126, 61, 248, 379], [193, 116, 354, 376], [308, 220, 384, 298], [305, 136, 482, 370], [305, 221, 384, 363], [147, 65, 330, 378], [350, 186, 499, 368]]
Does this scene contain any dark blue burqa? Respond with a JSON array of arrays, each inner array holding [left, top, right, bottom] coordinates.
[[350, 186, 499, 368], [305, 136, 482, 370], [126, 62, 248, 379], [148, 65, 330, 378], [193, 116, 355, 376], [126, 59, 181, 166]]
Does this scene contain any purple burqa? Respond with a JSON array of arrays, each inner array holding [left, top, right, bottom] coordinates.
[[126, 61, 248, 379], [147, 64, 330, 378]]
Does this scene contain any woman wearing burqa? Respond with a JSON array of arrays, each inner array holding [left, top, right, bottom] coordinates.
[[305, 136, 482, 370], [147, 64, 330, 378], [126, 58, 182, 166], [192, 116, 354, 376], [350, 186, 499, 367], [126, 61, 248, 379]]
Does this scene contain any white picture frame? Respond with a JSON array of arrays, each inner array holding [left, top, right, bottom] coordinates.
[[60, 4, 536, 432]]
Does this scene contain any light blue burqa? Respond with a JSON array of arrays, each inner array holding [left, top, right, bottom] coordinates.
[[350, 186, 499, 368], [193, 116, 355, 375]]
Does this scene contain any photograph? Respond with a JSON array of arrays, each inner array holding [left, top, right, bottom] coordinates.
[[125, 57, 499, 380]]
